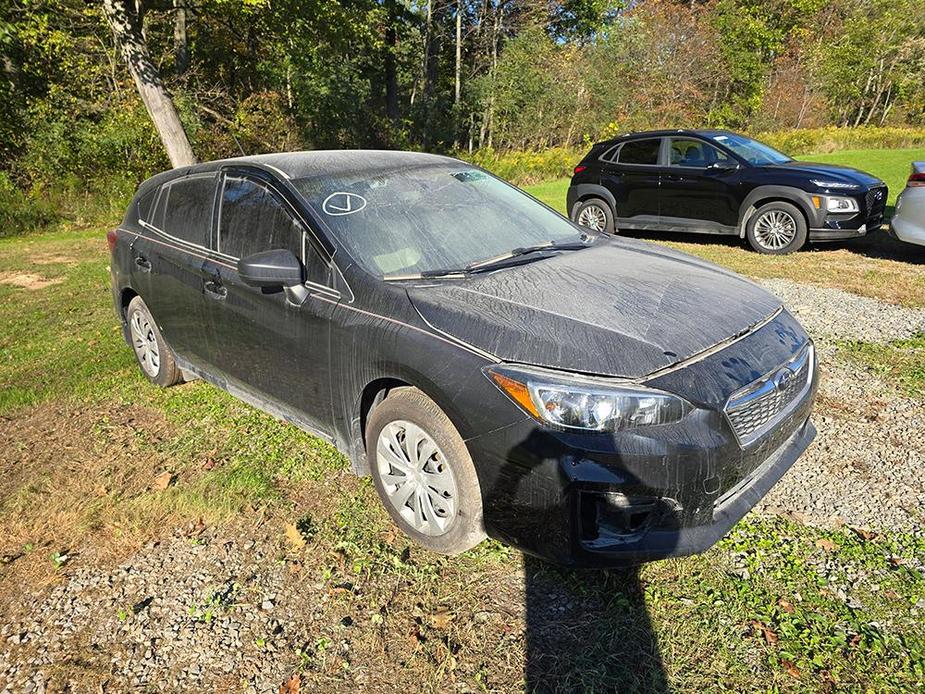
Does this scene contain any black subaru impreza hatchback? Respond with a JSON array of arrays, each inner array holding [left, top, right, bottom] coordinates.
[[110, 151, 817, 567]]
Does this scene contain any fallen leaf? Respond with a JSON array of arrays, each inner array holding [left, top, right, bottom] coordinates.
[[815, 538, 836, 552], [432, 608, 454, 629], [777, 598, 795, 613], [750, 620, 778, 645], [202, 456, 218, 471], [850, 526, 877, 541], [283, 523, 306, 551], [152, 471, 175, 491], [781, 659, 801, 678], [279, 673, 301, 694]]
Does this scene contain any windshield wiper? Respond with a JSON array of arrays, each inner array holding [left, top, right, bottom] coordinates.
[[382, 239, 592, 282], [465, 240, 590, 273]]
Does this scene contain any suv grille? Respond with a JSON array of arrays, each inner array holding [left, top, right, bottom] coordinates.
[[866, 186, 887, 226], [724, 343, 813, 446]]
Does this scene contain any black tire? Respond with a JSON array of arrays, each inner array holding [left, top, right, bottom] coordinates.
[[126, 296, 182, 387], [573, 197, 616, 234], [745, 201, 808, 254], [366, 386, 485, 555]]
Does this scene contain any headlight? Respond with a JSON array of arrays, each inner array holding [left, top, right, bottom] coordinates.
[[810, 179, 859, 190], [825, 196, 859, 213], [484, 364, 691, 432]]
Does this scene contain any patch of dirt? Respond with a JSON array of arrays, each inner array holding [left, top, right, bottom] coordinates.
[[31, 254, 78, 266], [0, 402, 173, 612], [0, 272, 63, 290]]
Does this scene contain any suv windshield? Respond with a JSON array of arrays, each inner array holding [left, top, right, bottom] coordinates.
[[293, 163, 584, 277], [706, 133, 792, 166]]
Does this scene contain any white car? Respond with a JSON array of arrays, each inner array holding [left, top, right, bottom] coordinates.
[[890, 161, 925, 247]]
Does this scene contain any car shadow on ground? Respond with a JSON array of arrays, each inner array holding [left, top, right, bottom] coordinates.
[[488, 433, 671, 692]]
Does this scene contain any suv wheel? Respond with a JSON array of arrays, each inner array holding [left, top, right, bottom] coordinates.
[[126, 296, 182, 387], [367, 387, 485, 555], [746, 201, 807, 254], [574, 198, 616, 234]]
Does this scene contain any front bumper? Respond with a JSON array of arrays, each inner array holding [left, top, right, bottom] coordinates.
[[467, 311, 817, 568]]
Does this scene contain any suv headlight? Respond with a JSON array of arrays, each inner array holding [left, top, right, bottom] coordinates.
[[825, 196, 859, 213], [484, 364, 691, 432], [810, 179, 860, 190]]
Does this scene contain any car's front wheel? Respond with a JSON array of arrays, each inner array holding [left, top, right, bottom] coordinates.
[[367, 387, 485, 555], [126, 296, 182, 387], [574, 198, 616, 234], [745, 201, 808, 254]]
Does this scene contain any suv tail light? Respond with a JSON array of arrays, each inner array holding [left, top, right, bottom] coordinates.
[[908, 172, 925, 188], [574, 165, 587, 174], [107, 229, 118, 252]]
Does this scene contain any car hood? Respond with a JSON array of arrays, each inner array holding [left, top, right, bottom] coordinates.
[[407, 239, 783, 379], [771, 161, 883, 188]]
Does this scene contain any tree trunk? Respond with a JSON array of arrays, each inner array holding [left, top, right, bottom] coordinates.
[[454, 0, 462, 106], [173, 0, 189, 76], [103, 0, 196, 168], [385, 5, 399, 124]]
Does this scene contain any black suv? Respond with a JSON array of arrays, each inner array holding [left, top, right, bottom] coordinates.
[[567, 129, 888, 254]]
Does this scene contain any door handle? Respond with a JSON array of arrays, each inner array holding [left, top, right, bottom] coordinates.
[[665, 174, 684, 181], [134, 255, 152, 272], [204, 280, 227, 299]]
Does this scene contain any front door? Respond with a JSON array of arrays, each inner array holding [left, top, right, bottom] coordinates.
[[201, 171, 337, 434], [601, 137, 662, 227], [658, 137, 742, 232]]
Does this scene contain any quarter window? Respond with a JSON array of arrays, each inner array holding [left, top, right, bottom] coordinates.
[[617, 139, 661, 165], [219, 177, 305, 261], [160, 175, 215, 247]]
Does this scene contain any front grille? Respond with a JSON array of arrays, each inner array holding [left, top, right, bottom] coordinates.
[[724, 343, 814, 446], [866, 186, 887, 225]]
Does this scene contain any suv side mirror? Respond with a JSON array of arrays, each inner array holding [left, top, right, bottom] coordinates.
[[238, 249, 303, 288], [707, 161, 739, 172]]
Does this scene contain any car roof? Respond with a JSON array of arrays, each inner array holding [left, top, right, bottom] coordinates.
[[595, 129, 736, 147], [138, 150, 462, 193]]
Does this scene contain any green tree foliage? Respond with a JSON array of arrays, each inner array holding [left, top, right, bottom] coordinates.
[[0, 0, 922, 221]]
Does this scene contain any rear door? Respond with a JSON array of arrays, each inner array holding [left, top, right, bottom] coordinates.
[[201, 170, 337, 433], [600, 137, 662, 227], [131, 173, 217, 369], [658, 137, 742, 232]]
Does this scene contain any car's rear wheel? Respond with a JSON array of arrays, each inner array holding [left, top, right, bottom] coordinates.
[[126, 296, 182, 387], [746, 201, 807, 254], [367, 387, 485, 555], [574, 198, 616, 234]]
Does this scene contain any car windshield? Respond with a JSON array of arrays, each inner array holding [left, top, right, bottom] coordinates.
[[706, 133, 792, 165], [293, 162, 585, 277]]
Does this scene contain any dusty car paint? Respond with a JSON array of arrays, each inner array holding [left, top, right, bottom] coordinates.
[[110, 150, 817, 566]]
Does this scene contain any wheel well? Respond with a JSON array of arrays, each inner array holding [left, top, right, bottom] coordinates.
[[119, 288, 138, 320], [744, 197, 810, 235], [358, 377, 410, 446]]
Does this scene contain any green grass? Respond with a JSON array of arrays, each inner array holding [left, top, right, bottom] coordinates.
[[839, 333, 925, 398]]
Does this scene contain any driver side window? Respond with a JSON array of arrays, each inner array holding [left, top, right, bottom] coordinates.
[[669, 139, 731, 168], [218, 175, 331, 286]]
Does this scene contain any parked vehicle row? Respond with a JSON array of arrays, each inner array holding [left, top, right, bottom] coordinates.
[[110, 150, 818, 567], [567, 129, 889, 254]]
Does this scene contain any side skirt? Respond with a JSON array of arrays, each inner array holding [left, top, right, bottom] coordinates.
[[175, 356, 339, 447]]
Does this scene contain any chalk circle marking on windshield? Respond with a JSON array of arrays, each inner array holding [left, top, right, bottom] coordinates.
[[322, 192, 367, 216]]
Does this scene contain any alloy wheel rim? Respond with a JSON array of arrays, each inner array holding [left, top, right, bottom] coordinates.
[[753, 210, 797, 250], [577, 204, 608, 232], [130, 310, 160, 377], [376, 420, 458, 537]]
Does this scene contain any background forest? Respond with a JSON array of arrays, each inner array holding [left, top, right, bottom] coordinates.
[[2, 0, 925, 233]]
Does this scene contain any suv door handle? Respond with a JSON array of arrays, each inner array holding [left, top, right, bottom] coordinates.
[[665, 174, 684, 181], [134, 255, 152, 272], [204, 280, 227, 299]]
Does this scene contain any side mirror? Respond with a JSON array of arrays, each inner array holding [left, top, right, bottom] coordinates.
[[707, 161, 739, 172], [238, 249, 303, 289]]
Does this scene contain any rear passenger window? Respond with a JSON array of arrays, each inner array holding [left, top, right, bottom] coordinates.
[[161, 175, 215, 247], [618, 139, 661, 165], [219, 177, 305, 262]]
